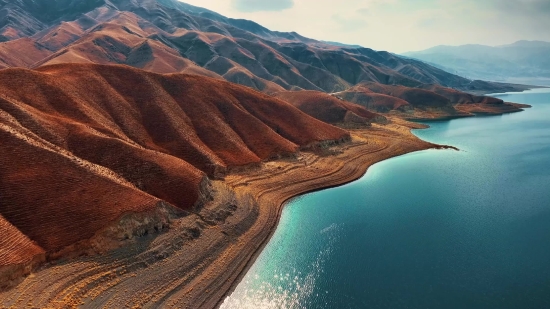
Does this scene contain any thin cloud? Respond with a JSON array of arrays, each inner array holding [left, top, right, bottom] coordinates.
[[231, 0, 294, 12], [495, 0, 550, 13], [179, 0, 550, 53], [332, 14, 368, 31]]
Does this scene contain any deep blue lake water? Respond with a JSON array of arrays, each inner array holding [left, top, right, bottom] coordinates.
[[221, 88, 550, 309]]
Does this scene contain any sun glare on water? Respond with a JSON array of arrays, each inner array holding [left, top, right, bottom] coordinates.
[[220, 223, 342, 309]]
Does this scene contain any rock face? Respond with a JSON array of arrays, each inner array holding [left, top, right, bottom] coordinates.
[[0, 63, 348, 286], [0, 0, 524, 93]]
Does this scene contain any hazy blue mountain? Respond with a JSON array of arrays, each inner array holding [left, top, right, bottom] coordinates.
[[402, 41, 550, 85]]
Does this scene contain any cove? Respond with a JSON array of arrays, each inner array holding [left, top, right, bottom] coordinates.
[[221, 88, 550, 309]]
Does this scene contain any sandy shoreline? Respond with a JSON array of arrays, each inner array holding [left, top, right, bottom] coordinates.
[[0, 119, 449, 308]]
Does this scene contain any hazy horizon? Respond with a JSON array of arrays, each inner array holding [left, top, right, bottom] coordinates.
[[178, 0, 550, 53]]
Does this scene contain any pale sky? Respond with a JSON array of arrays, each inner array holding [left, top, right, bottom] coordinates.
[[178, 0, 550, 53]]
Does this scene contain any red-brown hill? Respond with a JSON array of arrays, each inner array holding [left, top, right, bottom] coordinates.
[[350, 82, 453, 109], [273, 90, 383, 124], [0, 122, 164, 253], [0, 63, 348, 276], [0, 216, 44, 268], [335, 82, 525, 118]]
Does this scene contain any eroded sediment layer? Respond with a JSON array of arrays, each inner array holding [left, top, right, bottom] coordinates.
[[0, 119, 443, 309]]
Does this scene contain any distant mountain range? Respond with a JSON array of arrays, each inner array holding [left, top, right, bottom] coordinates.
[[0, 0, 529, 93], [402, 41, 550, 86]]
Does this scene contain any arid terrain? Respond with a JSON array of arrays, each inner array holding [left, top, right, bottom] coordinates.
[[0, 0, 537, 308]]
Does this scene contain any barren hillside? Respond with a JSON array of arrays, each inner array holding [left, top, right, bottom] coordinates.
[[0, 63, 348, 283]]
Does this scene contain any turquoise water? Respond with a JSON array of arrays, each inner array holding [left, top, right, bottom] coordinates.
[[221, 88, 550, 309]]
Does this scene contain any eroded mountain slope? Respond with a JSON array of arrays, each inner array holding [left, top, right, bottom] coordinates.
[[0, 63, 348, 284]]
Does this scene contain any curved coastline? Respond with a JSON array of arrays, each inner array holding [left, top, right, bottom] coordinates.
[[212, 102, 533, 308], [218, 88, 550, 309], [0, 116, 500, 308], [210, 119, 447, 308], [0, 119, 439, 309]]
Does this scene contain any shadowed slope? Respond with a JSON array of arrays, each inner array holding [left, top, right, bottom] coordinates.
[[0, 0, 105, 41]]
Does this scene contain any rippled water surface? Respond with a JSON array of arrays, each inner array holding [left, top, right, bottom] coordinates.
[[221, 88, 550, 309]]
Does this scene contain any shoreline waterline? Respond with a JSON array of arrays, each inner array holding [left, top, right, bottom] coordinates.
[[220, 88, 550, 309], [217, 135, 437, 308]]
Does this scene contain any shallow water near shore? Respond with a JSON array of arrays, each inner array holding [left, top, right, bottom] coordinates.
[[221, 88, 550, 309]]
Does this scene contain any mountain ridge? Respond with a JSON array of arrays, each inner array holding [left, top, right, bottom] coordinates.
[[0, 0, 530, 94]]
